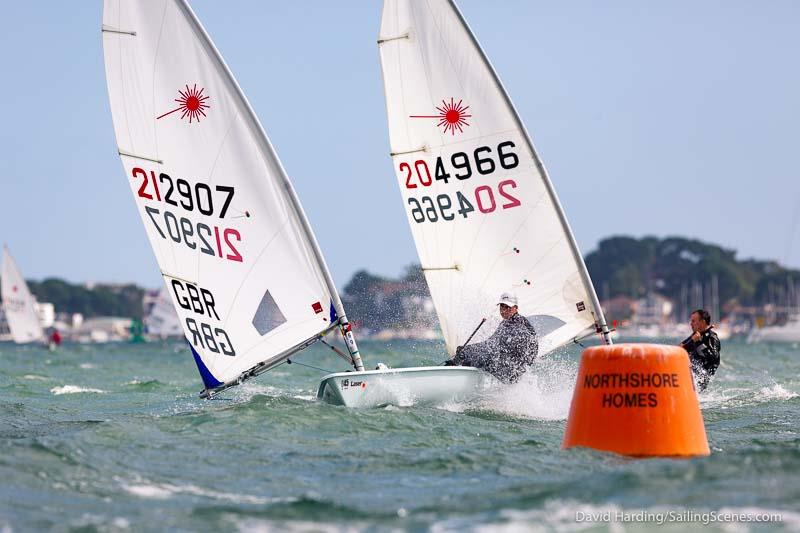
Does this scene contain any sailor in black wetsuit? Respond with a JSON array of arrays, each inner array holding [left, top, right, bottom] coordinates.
[[680, 309, 721, 392], [444, 292, 538, 383]]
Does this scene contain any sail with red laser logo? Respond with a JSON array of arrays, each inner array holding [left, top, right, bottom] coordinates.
[[378, 0, 611, 355], [102, 0, 363, 396]]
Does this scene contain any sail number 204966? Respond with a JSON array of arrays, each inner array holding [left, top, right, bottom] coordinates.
[[400, 141, 522, 223], [407, 180, 519, 223], [400, 141, 518, 188]]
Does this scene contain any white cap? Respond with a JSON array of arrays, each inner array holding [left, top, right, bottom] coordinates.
[[498, 292, 518, 307]]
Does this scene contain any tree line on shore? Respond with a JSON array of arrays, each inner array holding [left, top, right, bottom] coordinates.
[[17, 236, 800, 327]]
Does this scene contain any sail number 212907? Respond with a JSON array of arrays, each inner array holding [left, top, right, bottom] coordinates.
[[131, 167, 243, 262]]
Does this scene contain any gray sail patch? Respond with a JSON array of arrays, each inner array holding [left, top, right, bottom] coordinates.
[[526, 315, 567, 338], [252, 290, 286, 335]]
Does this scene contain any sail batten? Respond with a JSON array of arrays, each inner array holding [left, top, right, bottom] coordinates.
[[103, 0, 355, 391], [379, 0, 610, 357]]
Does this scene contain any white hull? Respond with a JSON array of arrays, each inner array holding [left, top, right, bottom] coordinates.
[[317, 366, 492, 408], [747, 319, 800, 344]]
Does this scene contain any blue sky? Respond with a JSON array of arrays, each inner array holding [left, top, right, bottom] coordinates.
[[1, 1, 798, 289]]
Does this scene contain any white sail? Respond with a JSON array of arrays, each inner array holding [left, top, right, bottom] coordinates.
[[1, 246, 44, 344], [144, 286, 183, 338], [102, 0, 358, 392], [378, 0, 610, 356]]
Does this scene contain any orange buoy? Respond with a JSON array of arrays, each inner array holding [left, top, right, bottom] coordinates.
[[562, 343, 710, 457]]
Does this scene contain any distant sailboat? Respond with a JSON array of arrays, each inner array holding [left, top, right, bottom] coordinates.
[[102, 0, 365, 397], [317, 0, 612, 406], [144, 286, 183, 339], [747, 317, 800, 344], [1, 245, 44, 344]]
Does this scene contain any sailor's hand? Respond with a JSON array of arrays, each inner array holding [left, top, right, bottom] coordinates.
[[455, 345, 464, 355], [691, 331, 702, 342]]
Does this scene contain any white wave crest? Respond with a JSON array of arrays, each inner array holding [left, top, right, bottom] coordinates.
[[50, 385, 106, 395], [700, 383, 798, 409], [231, 517, 366, 533], [119, 476, 296, 506]]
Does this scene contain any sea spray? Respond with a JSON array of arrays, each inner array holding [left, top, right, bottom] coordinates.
[[472, 354, 580, 420]]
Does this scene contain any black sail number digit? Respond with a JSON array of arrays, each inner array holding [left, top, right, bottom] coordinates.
[[497, 141, 519, 169], [451, 152, 472, 180], [421, 196, 438, 222], [474, 146, 495, 175], [195, 183, 214, 215], [408, 197, 425, 223], [215, 186, 234, 218], [176, 179, 194, 211], [436, 194, 454, 221], [197, 223, 215, 256], [160, 174, 177, 206]]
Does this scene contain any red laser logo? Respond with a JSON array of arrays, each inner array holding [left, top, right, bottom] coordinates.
[[156, 84, 211, 123], [410, 98, 472, 135]]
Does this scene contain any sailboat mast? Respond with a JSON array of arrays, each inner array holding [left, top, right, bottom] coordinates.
[[174, 0, 365, 371], [447, 0, 612, 345]]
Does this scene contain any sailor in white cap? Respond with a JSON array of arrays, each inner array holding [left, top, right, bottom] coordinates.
[[497, 292, 519, 319], [444, 291, 538, 383]]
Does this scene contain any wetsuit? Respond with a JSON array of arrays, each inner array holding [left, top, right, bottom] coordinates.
[[681, 327, 721, 391], [448, 313, 538, 383]]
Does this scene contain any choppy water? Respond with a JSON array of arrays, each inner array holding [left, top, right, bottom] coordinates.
[[0, 337, 798, 532]]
